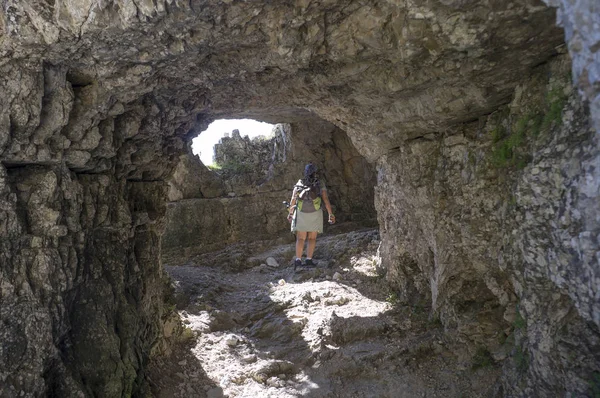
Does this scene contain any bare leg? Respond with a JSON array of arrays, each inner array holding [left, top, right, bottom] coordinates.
[[306, 231, 318, 258], [296, 231, 307, 259]]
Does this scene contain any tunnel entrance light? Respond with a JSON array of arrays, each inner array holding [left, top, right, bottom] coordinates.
[[192, 119, 275, 165]]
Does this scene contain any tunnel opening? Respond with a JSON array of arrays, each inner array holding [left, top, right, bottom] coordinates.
[[161, 112, 378, 267], [191, 119, 276, 167], [156, 112, 388, 396]]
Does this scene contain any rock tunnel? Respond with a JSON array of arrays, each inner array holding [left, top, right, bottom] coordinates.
[[162, 116, 378, 265], [0, 1, 599, 397]]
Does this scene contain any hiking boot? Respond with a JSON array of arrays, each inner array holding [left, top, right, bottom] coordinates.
[[304, 258, 316, 267], [294, 258, 302, 270]]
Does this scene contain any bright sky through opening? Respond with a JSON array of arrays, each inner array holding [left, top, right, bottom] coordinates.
[[192, 119, 275, 165]]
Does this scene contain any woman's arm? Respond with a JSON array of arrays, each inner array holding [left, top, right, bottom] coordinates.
[[321, 190, 336, 223]]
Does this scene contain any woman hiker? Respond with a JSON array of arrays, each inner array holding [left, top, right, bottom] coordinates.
[[287, 163, 335, 268]]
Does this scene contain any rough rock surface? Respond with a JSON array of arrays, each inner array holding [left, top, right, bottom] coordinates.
[[159, 230, 502, 398], [0, 164, 178, 397], [376, 55, 600, 396], [162, 119, 376, 264], [0, 0, 598, 397]]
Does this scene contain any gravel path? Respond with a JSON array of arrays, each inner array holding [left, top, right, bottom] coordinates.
[[152, 230, 501, 397]]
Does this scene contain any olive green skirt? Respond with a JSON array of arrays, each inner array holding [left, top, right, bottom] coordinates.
[[292, 210, 323, 233]]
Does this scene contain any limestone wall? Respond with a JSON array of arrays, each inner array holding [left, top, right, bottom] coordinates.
[[377, 55, 600, 396]]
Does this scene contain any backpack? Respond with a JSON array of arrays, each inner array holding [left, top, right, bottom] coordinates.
[[294, 180, 322, 211]]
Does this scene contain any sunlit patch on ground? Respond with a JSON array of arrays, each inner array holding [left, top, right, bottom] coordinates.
[[158, 230, 501, 398], [269, 280, 391, 354]]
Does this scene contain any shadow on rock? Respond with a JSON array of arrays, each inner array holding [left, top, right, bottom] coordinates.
[[164, 262, 323, 397], [161, 228, 503, 397], [147, 337, 224, 398]]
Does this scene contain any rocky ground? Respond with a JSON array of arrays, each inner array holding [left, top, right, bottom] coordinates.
[[150, 229, 502, 398]]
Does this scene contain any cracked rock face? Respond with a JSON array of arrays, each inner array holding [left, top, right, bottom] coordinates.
[[0, 0, 568, 162], [376, 56, 600, 396], [0, 1, 599, 397]]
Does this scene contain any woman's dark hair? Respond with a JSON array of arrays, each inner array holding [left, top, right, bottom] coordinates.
[[302, 162, 321, 194]]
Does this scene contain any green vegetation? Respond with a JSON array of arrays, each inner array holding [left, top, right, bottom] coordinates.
[[208, 159, 251, 174], [514, 306, 526, 330], [541, 86, 568, 131], [488, 83, 568, 169], [386, 291, 399, 306], [472, 346, 494, 370], [514, 345, 529, 372], [529, 113, 544, 138], [180, 326, 196, 344], [494, 306, 531, 375], [512, 308, 529, 373], [496, 306, 530, 374], [490, 118, 528, 168], [491, 124, 508, 143], [504, 331, 516, 347], [371, 257, 378, 268], [252, 134, 274, 142], [165, 303, 177, 314]]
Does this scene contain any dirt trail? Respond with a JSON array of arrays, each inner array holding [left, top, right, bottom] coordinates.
[[151, 230, 501, 398]]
